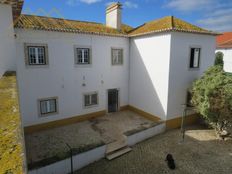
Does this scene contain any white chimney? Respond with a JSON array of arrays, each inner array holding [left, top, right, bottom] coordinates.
[[106, 2, 122, 30]]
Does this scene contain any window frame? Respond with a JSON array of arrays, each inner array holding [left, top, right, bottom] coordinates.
[[83, 92, 99, 108], [189, 47, 201, 69], [38, 97, 58, 117], [24, 43, 49, 66], [74, 45, 92, 66], [111, 48, 123, 65]]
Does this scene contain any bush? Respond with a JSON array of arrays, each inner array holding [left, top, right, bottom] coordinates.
[[191, 65, 232, 136], [215, 52, 224, 66]]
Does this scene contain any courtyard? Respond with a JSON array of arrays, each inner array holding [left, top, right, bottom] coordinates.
[[25, 110, 160, 169], [76, 125, 232, 174]]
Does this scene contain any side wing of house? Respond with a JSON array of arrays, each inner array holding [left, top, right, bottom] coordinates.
[[0, 3, 16, 76], [166, 32, 216, 128], [129, 33, 172, 120], [216, 49, 232, 73], [15, 29, 130, 127]]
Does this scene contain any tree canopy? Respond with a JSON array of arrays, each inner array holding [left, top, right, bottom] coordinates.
[[191, 65, 232, 134]]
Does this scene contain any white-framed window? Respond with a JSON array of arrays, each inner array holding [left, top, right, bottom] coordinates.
[[189, 48, 201, 68], [75, 48, 91, 64], [112, 48, 123, 65], [24, 43, 48, 66], [84, 92, 98, 107], [39, 97, 58, 116]]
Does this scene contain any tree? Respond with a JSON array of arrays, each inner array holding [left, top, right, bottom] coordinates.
[[191, 65, 232, 136], [215, 52, 224, 66]]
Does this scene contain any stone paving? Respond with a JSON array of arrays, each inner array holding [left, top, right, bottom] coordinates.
[[76, 125, 232, 174], [25, 110, 155, 168]]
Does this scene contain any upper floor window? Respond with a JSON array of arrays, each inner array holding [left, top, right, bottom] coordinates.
[[84, 92, 98, 108], [112, 48, 123, 65], [39, 97, 58, 116], [25, 43, 48, 66], [189, 48, 201, 69], [75, 47, 91, 65]]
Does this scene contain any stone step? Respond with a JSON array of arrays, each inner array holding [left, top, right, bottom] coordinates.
[[106, 138, 127, 154], [106, 146, 132, 160]]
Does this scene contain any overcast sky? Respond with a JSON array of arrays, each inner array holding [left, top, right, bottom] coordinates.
[[22, 0, 232, 32]]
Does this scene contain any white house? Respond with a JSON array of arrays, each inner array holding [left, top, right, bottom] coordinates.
[[216, 32, 232, 73], [0, 0, 218, 132]]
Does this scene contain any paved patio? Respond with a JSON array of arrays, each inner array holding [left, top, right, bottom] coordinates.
[[25, 110, 157, 169], [75, 125, 232, 174]]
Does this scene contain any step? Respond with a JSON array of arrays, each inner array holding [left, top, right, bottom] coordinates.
[[106, 147, 132, 160], [106, 138, 127, 154]]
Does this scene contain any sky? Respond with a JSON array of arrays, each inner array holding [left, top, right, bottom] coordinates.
[[22, 0, 232, 32]]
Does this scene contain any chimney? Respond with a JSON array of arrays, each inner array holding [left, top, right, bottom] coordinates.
[[106, 2, 122, 30]]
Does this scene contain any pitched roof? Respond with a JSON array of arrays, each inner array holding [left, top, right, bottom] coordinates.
[[128, 16, 218, 37], [0, 0, 24, 20], [15, 14, 133, 37], [14, 15, 218, 38], [216, 32, 232, 48]]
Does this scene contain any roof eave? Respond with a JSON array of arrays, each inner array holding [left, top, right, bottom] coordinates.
[[129, 29, 220, 37]]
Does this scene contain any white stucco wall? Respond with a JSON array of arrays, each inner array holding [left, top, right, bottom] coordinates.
[[15, 29, 129, 126], [216, 48, 232, 73], [167, 32, 216, 120], [129, 33, 172, 120], [0, 4, 16, 77]]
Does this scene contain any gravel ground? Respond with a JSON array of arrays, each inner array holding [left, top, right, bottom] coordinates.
[[76, 125, 232, 174]]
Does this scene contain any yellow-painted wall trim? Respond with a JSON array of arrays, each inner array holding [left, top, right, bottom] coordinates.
[[24, 110, 106, 134], [127, 105, 161, 122], [166, 114, 200, 130]]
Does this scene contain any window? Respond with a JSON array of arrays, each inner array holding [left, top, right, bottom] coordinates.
[[189, 48, 201, 68], [39, 97, 58, 115], [84, 92, 98, 107], [75, 48, 91, 64], [25, 43, 48, 65], [112, 48, 123, 65]]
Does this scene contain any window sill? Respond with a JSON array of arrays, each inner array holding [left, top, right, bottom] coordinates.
[[39, 112, 58, 117], [74, 64, 92, 68]]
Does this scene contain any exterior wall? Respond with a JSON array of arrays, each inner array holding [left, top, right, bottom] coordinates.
[[216, 48, 232, 73], [167, 32, 216, 120], [0, 4, 16, 77], [15, 29, 129, 126], [129, 33, 172, 120]]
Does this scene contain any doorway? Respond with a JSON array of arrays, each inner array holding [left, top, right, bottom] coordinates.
[[108, 89, 119, 113]]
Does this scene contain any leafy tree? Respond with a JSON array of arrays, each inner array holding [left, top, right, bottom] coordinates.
[[215, 52, 224, 66], [191, 65, 232, 135]]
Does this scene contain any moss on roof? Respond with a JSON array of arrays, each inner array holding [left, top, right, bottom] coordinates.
[[129, 16, 216, 36], [15, 14, 133, 37], [0, 72, 25, 174], [15, 15, 217, 37]]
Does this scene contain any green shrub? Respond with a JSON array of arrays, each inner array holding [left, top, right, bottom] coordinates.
[[191, 65, 232, 135], [215, 52, 224, 66]]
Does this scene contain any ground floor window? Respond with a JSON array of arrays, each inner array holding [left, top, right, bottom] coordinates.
[[84, 92, 98, 107], [39, 97, 58, 115]]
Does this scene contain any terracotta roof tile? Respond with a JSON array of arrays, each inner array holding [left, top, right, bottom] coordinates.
[[14, 14, 218, 37], [216, 32, 232, 48], [15, 14, 133, 37], [128, 16, 218, 37]]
